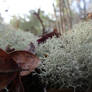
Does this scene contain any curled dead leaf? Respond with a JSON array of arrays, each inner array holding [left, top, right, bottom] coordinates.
[[0, 49, 40, 92], [9, 51, 40, 76], [0, 49, 19, 90]]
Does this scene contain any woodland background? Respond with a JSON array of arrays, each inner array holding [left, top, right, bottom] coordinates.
[[0, 0, 92, 92]]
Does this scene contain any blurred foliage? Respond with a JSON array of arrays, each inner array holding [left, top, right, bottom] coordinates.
[[10, 10, 55, 35]]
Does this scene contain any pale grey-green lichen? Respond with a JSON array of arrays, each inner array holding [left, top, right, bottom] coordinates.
[[0, 24, 38, 50], [36, 20, 92, 89]]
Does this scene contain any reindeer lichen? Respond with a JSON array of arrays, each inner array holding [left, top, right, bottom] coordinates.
[[36, 21, 92, 89], [0, 24, 38, 50]]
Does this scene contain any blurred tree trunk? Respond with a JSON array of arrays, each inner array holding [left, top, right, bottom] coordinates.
[[53, 4, 60, 33], [54, 0, 73, 34], [83, 0, 87, 20], [59, 0, 66, 33], [66, 0, 72, 29]]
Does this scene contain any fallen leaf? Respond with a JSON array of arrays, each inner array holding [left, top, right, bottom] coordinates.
[[0, 49, 19, 90], [9, 51, 40, 76]]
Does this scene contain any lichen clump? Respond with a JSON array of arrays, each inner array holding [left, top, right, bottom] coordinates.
[[36, 21, 92, 89], [0, 24, 38, 50]]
